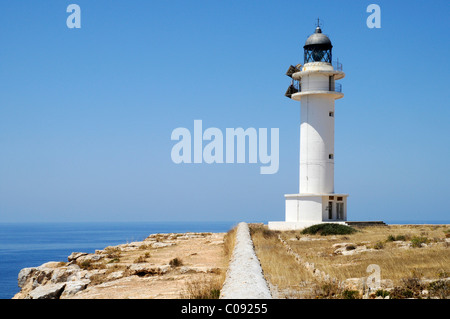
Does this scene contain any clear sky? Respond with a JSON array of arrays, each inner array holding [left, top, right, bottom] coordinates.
[[0, 0, 449, 223]]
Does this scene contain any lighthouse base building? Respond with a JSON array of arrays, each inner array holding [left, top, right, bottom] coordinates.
[[269, 25, 349, 231], [269, 193, 348, 231]]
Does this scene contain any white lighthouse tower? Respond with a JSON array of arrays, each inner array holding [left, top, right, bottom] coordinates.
[[269, 24, 349, 230]]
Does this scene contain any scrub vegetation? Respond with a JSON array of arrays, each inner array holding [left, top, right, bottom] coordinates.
[[300, 223, 357, 236], [250, 224, 450, 299]]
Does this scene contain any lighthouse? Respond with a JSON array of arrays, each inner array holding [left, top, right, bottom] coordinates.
[[269, 24, 349, 230]]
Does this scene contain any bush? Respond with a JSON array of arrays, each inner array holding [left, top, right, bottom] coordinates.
[[373, 241, 384, 250], [390, 287, 414, 299], [375, 289, 390, 298], [104, 247, 121, 258], [209, 288, 221, 299], [301, 223, 357, 236], [410, 236, 428, 248], [78, 260, 106, 270], [444, 228, 450, 238], [342, 290, 360, 299], [397, 272, 425, 298], [386, 234, 408, 242], [386, 234, 395, 242], [428, 279, 449, 299], [134, 255, 148, 263], [402, 275, 424, 291], [169, 257, 183, 267], [314, 281, 342, 298]]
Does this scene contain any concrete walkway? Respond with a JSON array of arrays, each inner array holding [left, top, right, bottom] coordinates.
[[220, 222, 272, 299]]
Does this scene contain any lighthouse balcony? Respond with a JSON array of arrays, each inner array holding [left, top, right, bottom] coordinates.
[[285, 81, 343, 100], [333, 61, 343, 71], [286, 61, 345, 81]]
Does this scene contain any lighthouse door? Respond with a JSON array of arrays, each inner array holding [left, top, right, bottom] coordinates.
[[328, 202, 333, 219], [337, 202, 344, 220]]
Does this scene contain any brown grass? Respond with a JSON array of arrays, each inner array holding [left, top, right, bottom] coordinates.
[[133, 254, 149, 263], [181, 275, 223, 299], [223, 225, 237, 260], [249, 224, 449, 298], [249, 224, 317, 298], [279, 225, 450, 285]]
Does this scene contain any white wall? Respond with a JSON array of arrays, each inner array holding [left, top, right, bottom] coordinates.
[[299, 93, 335, 194], [285, 197, 299, 222], [285, 195, 323, 222], [299, 196, 323, 221]]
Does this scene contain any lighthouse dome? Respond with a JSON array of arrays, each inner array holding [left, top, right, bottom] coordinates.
[[304, 27, 332, 48]]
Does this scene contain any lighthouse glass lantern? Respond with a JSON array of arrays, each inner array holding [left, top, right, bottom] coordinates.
[[304, 26, 332, 63], [269, 24, 349, 231]]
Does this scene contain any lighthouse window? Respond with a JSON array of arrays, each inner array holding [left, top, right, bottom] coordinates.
[[329, 76, 335, 91], [337, 197, 343, 201], [329, 154, 334, 159], [329, 111, 334, 117]]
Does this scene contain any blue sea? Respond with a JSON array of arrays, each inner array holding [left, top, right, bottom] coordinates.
[[0, 221, 238, 299]]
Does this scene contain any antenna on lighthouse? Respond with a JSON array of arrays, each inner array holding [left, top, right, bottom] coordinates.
[[316, 18, 323, 29]]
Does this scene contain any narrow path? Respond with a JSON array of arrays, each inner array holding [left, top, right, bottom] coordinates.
[[220, 222, 272, 299]]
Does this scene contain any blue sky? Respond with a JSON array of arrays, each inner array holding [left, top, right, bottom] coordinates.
[[0, 0, 449, 223]]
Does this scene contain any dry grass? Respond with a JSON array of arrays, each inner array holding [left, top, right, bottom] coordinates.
[[181, 275, 223, 299], [223, 224, 237, 260], [104, 246, 122, 259], [249, 224, 449, 298], [249, 224, 317, 298], [133, 253, 150, 263], [280, 225, 450, 285], [181, 226, 237, 299]]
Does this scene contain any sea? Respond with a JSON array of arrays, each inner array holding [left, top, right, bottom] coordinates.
[[0, 221, 239, 299]]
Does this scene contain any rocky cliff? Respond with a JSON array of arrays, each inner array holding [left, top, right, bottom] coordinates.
[[13, 232, 226, 299]]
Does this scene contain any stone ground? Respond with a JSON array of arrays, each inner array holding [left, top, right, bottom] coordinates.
[[14, 232, 227, 299]]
